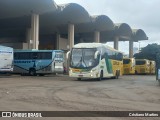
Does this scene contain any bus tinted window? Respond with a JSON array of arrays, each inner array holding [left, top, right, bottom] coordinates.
[[116, 53, 123, 61], [14, 52, 52, 60], [136, 61, 146, 65], [14, 52, 31, 59], [37, 52, 52, 59], [55, 52, 63, 58], [106, 48, 122, 61], [123, 59, 130, 64]]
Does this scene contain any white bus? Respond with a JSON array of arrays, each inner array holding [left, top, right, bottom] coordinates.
[[0, 45, 13, 73], [14, 49, 64, 76], [67, 43, 123, 80]]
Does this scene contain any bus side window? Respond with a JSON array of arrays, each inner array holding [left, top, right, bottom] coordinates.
[[32, 52, 38, 59], [117, 53, 123, 61], [14, 53, 18, 59]]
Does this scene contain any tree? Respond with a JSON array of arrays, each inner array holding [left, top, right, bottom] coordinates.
[[134, 43, 160, 61]]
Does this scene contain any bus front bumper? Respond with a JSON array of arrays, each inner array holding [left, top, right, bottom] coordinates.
[[69, 71, 100, 78]]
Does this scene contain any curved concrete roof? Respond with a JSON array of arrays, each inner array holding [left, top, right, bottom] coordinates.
[[40, 3, 91, 33], [91, 15, 114, 31], [57, 3, 90, 24], [0, 0, 57, 19], [0, 1, 148, 43], [115, 23, 132, 39], [132, 29, 148, 41], [73, 15, 114, 34], [99, 23, 132, 42]]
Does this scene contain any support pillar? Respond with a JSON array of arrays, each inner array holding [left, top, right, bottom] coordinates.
[[68, 23, 74, 50], [114, 36, 119, 50], [56, 33, 60, 50], [31, 13, 39, 49], [94, 31, 100, 43], [26, 28, 31, 49], [129, 40, 134, 58]]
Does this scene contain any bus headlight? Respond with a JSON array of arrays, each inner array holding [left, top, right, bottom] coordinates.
[[69, 69, 73, 73], [91, 69, 96, 73]]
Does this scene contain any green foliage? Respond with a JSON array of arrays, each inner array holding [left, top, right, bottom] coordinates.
[[134, 43, 160, 61]]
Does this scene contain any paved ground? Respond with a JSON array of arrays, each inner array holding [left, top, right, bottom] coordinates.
[[0, 74, 159, 120]]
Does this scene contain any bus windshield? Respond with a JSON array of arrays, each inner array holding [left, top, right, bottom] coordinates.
[[123, 59, 130, 64], [71, 48, 99, 69], [136, 60, 146, 65]]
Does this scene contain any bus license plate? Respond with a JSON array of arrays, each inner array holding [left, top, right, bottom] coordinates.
[[79, 75, 83, 77]]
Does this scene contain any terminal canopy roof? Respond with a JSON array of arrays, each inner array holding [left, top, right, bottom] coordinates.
[[132, 29, 148, 41], [0, 0, 148, 43], [40, 3, 91, 34], [100, 23, 132, 42], [0, 0, 57, 19]]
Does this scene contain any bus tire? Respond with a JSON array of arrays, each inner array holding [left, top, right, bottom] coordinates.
[[77, 78, 81, 81], [115, 70, 119, 79], [39, 74, 45, 76], [21, 73, 24, 76], [29, 68, 36, 76], [98, 70, 103, 81], [135, 70, 138, 74]]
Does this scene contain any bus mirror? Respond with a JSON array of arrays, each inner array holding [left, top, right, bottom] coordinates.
[[66, 51, 70, 60], [94, 51, 100, 59]]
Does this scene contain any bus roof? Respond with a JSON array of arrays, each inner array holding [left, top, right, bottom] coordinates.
[[73, 43, 103, 48], [14, 49, 64, 52], [73, 43, 123, 53], [136, 59, 149, 61], [123, 58, 135, 59], [0, 45, 13, 51]]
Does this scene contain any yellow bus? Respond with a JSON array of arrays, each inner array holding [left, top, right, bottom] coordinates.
[[67, 43, 123, 80], [150, 60, 156, 74], [123, 58, 135, 74], [135, 59, 150, 74]]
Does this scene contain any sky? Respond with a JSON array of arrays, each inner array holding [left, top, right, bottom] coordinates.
[[54, 0, 160, 54]]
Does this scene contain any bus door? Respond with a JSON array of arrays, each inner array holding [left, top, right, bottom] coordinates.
[[53, 52, 64, 73]]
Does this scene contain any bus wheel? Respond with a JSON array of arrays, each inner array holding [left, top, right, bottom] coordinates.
[[77, 78, 81, 81], [21, 73, 24, 76], [29, 68, 36, 76], [115, 70, 119, 79], [135, 71, 138, 74], [39, 74, 45, 76], [98, 71, 103, 81]]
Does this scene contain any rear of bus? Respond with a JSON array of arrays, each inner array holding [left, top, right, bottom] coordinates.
[[53, 50, 64, 73], [135, 59, 150, 74], [0, 46, 13, 73], [150, 60, 156, 74], [123, 58, 135, 74]]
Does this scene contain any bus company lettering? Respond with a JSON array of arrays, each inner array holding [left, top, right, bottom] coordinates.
[[113, 61, 119, 65], [14, 61, 31, 63]]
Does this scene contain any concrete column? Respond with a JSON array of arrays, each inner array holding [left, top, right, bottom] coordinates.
[[26, 28, 32, 49], [129, 40, 134, 58], [94, 31, 100, 43], [68, 23, 74, 50], [56, 33, 60, 50], [114, 36, 119, 50], [31, 13, 39, 49]]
